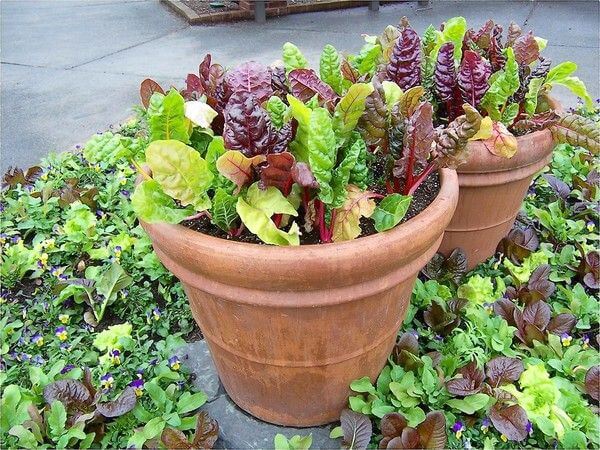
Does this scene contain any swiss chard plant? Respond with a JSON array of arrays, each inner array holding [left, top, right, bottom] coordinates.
[[131, 44, 486, 245]]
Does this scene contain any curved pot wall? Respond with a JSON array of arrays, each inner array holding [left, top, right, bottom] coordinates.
[[142, 169, 458, 427], [438, 129, 555, 270]]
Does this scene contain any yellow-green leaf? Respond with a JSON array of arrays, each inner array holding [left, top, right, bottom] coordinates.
[[332, 83, 374, 144], [331, 185, 377, 242], [216, 150, 265, 192], [482, 122, 518, 158]]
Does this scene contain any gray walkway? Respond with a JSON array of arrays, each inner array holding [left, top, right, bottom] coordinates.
[[1, 0, 598, 170]]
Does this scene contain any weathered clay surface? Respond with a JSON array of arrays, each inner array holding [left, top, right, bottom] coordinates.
[[438, 129, 555, 270], [143, 169, 459, 426]]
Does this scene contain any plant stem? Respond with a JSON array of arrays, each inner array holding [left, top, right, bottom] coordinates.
[[302, 186, 311, 210], [273, 214, 283, 228], [316, 200, 329, 243], [327, 209, 337, 242], [184, 210, 211, 221], [406, 163, 436, 196]]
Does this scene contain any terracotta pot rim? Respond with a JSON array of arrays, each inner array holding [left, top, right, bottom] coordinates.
[[142, 168, 457, 254]]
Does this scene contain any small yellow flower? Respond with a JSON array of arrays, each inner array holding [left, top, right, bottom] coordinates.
[[41, 173, 48, 181], [59, 314, 70, 324], [500, 434, 508, 443], [42, 239, 55, 249], [55, 327, 68, 341]]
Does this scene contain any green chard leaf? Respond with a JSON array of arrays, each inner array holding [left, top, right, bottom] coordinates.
[[524, 77, 544, 116], [147, 89, 190, 143], [481, 47, 520, 121], [372, 194, 412, 232], [146, 140, 213, 210], [283, 42, 308, 74], [432, 16, 467, 62], [348, 133, 369, 190], [330, 137, 361, 208], [236, 183, 300, 246], [287, 95, 312, 162], [332, 82, 374, 145], [266, 96, 288, 129], [211, 188, 239, 232], [308, 107, 337, 205], [319, 44, 343, 95], [132, 180, 193, 224], [545, 62, 594, 110]]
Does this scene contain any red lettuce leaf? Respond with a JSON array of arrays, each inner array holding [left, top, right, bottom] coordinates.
[[340, 409, 372, 450], [446, 361, 485, 397], [485, 356, 524, 387], [225, 61, 273, 104], [458, 50, 491, 107], [585, 366, 600, 401], [497, 227, 539, 264], [385, 17, 422, 90], [489, 403, 529, 442], [288, 68, 338, 106]]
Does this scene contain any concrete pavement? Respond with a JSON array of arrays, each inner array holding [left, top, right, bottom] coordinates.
[[2, 0, 598, 170]]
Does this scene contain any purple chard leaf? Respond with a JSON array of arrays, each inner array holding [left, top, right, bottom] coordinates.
[[458, 50, 491, 108], [385, 17, 421, 90]]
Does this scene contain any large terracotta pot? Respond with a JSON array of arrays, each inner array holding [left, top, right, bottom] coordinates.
[[438, 129, 555, 270], [141, 169, 458, 427]]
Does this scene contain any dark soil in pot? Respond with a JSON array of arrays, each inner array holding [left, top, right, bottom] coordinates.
[[182, 171, 441, 244]]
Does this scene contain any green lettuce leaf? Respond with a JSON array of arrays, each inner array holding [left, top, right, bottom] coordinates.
[[146, 140, 213, 210], [147, 89, 190, 143], [131, 179, 193, 224]]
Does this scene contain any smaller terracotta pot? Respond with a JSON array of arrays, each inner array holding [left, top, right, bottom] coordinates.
[[438, 129, 555, 269]]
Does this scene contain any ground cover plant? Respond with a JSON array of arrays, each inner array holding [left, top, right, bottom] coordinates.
[[1, 16, 599, 450]]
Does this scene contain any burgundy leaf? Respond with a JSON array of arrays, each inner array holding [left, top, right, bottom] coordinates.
[[517, 323, 546, 346], [493, 298, 517, 326], [192, 412, 219, 449], [525, 264, 556, 302], [161, 428, 193, 449], [259, 152, 295, 195], [458, 50, 491, 107], [43, 380, 93, 411], [485, 357, 524, 387], [498, 227, 539, 264], [183, 74, 203, 100], [522, 300, 551, 330], [341, 59, 360, 84], [288, 68, 338, 105], [394, 101, 434, 181], [434, 42, 457, 102], [140, 79, 165, 109], [381, 412, 408, 438], [546, 314, 577, 335], [225, 61, 273, 103], [359, 77, 388, 147], [340, 409, 372, 450], [544, 175, 571, 200], [386, 17, 421, 90], [397, 428, 420, 449], [506, 21, 522, 47], [223, 92, 288, 157], [2, 166, 43, 189], [269, 65, 289, 97], [392, 332, 421, 370], [96, 387, 137, 418], [513, 32, 539, 66], [585, 366, 600, 402], [512, 111, 560, 135], [291, 162, 318, 189], [416, 411, 447, 449], [471, 20, 495, 49], [82, 367, 97, 399], [530, 57, 552, 79], [489, 403, 529, 442], [446, 361, 485, 396]]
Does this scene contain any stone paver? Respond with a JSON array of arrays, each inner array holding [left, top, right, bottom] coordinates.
[[177, 340, 335, 450], [1, 1, 598, 169]]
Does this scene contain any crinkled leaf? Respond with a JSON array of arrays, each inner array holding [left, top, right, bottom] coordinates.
[[96, 387, 136, 418], [266, 96, 288, 129], [434, 42, 457, 103], [372, 194, 411, 232], [399, 86, 425, 118], [340, 409, 372, 450], [385, 17, 421, 90], [446, 361, 485, 397], [146, 140, 213, 210], [223, 92, 290, 157], [379, 25, 400, 62], [489, 403, 529, 442], [148, 90, 190, 143], [320, 44, 343, 95], [458, 50, 492, 108], [358, 77, 387, 147], [512, 110, 559, 135], [435, 104, 483, 168], [132, 180, 193, 224], [480, 48, 519, 120], [289, 68, 338, 106], [3, 166, 43, 189], [210, 189, 239, 232], [348, 134, 369, 190], [192, 412, 219, 449], [550, 114, 600, 155], [417, 411, 447, 449], [332, 83, 374, 145], [485, 357, 524, 387], [481, 122, 518, 159], [225, 61, 273, 103], [43, 380, 92, 411], [381, 412, 407, 439], [308, 108, 337, 204], [433, 16, 467, 62], [331, 137, 361, 208], [282, 42, 308, 74], [512, 32, 539, 65], [331, 185, 377, 242], [161, 427, 193, 450], [546, 313, 577, 336], [394, 101, 434, 180], [140, 78, 164, 109]]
